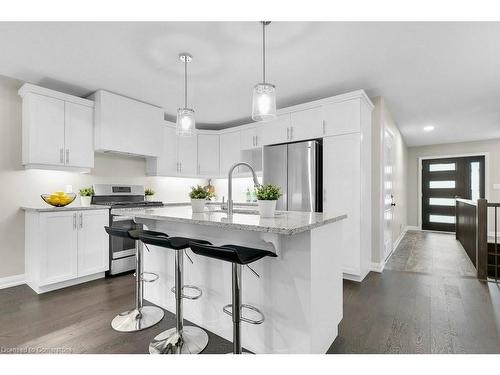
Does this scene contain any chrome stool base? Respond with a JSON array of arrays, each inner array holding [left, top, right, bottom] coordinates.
[[149, 326, 209, 354], [111, 306, 165, 332]]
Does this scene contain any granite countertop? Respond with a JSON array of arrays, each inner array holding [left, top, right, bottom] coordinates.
[[21, 204, 111, 212], [111, 205, 347, 235]]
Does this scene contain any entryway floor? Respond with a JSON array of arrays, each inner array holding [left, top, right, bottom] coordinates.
[[1, 230, 499, 354], [328, 230, 500, 353]]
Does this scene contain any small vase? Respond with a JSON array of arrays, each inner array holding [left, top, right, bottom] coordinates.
[[80, 196, 91, 207], [258, 200, 277, 217], [145, 195, 154, 202], [191, 199, 206, 213]]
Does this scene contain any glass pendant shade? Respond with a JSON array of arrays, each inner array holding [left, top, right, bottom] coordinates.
[[176, 107, 195, 136], [251, 83, 276, 122]]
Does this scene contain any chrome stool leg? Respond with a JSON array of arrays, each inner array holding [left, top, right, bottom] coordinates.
[[111, 240, 164, 332], [149, 249, 209, 354]]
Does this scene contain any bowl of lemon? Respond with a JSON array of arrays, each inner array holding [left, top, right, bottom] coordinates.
[[41, 191, 77, 207]]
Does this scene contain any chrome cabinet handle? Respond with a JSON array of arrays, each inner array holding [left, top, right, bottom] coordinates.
[[60, 148, 64, 164], [73, 213, 76, 229], [322, 120, 326, 134], [290, 126, 294, 140], [286, 127, 290, 140], [79, 212, 83, 229], [179, 162, 182, 173], [66, 149, 69, 164], [198, 164, 200, 174]]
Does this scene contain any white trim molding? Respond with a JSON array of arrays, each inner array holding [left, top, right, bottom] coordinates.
[[406, 225, 420, 231], [0, 274, 25, 289], [371, 226, 411, 273]]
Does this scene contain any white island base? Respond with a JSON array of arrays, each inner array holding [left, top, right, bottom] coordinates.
[[137, 215, 344, 354]]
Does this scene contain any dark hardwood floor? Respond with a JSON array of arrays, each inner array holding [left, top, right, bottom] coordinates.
[[1, 230, 499, 354]]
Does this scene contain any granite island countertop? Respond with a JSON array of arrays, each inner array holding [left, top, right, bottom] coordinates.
[[111, 205, 347, 235]]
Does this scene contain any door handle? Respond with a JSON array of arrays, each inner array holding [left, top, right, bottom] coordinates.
[[286, 127, 290, 140], [290, 126, 294, 140], [322, 120, 326, 134], [60, 148, 64, 164], [79, 212, 83, 229], [255, 135, 258, 147], [391, 202, 396, 207], [66, 149, 69, 164], [73, 213, 77, 229]]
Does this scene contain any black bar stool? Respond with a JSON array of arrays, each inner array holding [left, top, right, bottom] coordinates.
[[104, 227, 165, 332], [138, 232, 211, 354], [189, 242, 277, 354]]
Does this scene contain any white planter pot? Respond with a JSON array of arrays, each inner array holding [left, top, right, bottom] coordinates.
[[80, 196, 91, 207], [258, 200, 277, 218], [191, 199, 206, 213], [145, 195, 154, 202]]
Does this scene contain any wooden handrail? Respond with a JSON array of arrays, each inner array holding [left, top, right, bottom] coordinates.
[[456, 198, 477, 206]]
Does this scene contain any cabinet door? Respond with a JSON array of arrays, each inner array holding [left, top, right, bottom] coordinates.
[[77, 210, 109, 277], [241, 127, 262, 150], [147, 124, 178, 176], [220, 131, 241, 176], [290, 107, 323, 141], [197, 134, 220, 177], [39, 211, 78, 286], [177, 135, 198, 176], [322, 99, 361, 136], [23, 93, 65, 166], [64, 102, 94, 168], [323, 134, 361, 276], [261, 114, 291, 146]]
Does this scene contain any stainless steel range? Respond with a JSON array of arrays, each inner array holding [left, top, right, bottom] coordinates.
[[92, 184, 164, 275]]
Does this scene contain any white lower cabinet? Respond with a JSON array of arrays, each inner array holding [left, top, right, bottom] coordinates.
[[25, 209, 109, 293]]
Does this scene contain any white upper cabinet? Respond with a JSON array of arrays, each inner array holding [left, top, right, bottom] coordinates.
[[147, 124, 178, 176], [220, 131, 241, 176], [19, 84, 94, 172], [177, 134, 198, 176], [197, 134, 220, 177], [322, 99, 361, 136], [290, 107, 323, 141], [64, 102, 94, 168], [261, 114, 291, 146], [92, 90, 163, 157], [240, 126, 263, 150]]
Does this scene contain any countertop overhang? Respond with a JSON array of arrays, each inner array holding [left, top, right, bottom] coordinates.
[[111, 205, 347, 235]]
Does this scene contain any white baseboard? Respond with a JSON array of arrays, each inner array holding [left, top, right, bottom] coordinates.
[[0, 274, 25, 289], [406, 226, 420, 231], [370, 261, 384, 273]]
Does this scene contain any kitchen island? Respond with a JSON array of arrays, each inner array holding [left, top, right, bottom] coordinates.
[[111, 205, 347, 354]]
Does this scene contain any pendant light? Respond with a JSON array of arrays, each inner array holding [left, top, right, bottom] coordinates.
[[252, 21, 276, 122], [176, 53, 195, 136]]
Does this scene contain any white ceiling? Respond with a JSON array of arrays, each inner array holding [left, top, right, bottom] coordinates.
[[1, 22, 499, 146]]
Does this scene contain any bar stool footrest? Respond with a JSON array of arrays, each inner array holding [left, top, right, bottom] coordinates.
[[171, 285, 203, 300], [223, 303, 265, 324], [140, 272, 159, 283]]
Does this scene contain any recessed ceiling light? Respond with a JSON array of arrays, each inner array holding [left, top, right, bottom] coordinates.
[[424, 125, 435, 132]]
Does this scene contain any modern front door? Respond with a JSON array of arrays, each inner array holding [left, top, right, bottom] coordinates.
[[421, 156, 485, 232]]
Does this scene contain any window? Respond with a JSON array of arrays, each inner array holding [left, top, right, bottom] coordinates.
[[470, 161, 480, 201], [429, 215, 455, 224], [429, 180, 455, 189], [429, 198, 455, 206], [429, 163, 456, 172]]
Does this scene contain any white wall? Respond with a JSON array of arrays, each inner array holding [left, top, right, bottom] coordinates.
[[407, 138, 500, 229], [371, 97, 408, 264], [0, 74, 204, 279]]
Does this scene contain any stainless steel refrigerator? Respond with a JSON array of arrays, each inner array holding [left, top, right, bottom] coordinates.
[[263, 140, 322, 212]]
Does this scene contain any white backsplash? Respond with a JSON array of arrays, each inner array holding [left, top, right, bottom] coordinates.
[[212, 176, 262, 203]]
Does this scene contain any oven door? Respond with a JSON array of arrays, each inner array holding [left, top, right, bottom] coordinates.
[[110, 215, 142, 260]]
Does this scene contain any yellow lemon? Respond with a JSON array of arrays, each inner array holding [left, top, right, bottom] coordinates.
[[55, 191, 65, 196]]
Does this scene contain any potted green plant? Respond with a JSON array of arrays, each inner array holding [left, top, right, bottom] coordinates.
[[255, 184, 283, 217], [79, 187, 94, 207], [145, 188, 155, 202], [189, 185, 214, 213]]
